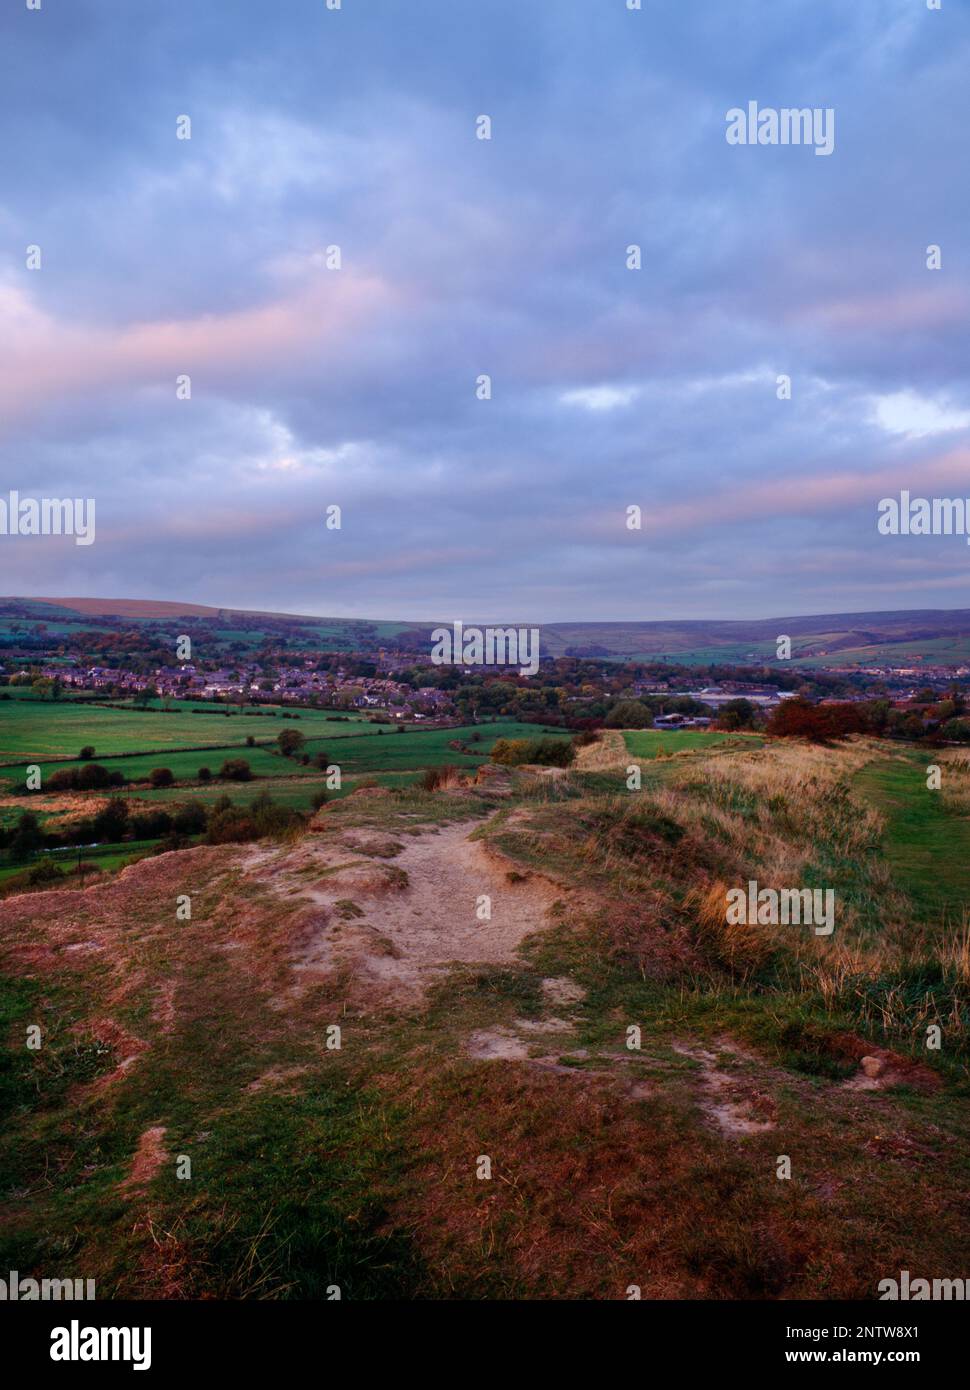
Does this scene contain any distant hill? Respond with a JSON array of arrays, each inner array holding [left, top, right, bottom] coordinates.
[[4, 597, 970, 668]]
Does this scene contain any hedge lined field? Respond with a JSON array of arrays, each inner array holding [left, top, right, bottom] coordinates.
[[0, 699, 375, 761], [0, 720, 569, 792]]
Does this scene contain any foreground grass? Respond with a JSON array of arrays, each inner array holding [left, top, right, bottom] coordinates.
[[854, 750, 970, 925], [1, 738, 968, 1299]]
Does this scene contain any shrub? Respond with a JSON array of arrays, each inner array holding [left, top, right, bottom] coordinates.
[[76, 763, 112, 790], [129, 809, 174, 838], [79, 745, 95, 760], [47, 769, 78, 792], [205, 793, 303, 844], [420, 766, 457, 791], [206, 809, 258, 844], [277, 728, 306, 757], [766, 698, 871, 742], [198, 766, 212, 782], [491, 737, 574, 768], [149, 767, 175, 788], [605, 700, 654, 729], [9, 811, 44, 858], [219, 758, 253, 782], [92, 800, 128, 841], [172, 802, 207, 835]]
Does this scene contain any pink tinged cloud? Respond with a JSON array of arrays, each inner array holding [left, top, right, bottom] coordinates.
[[795, 285, 970, 333], [588, 447, 970, 541], [0, 271, 398, 421]]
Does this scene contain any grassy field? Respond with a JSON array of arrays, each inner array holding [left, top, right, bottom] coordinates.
[[623, 729, 763, 759], [854, 750, 970, 923], [119, 771, 422, 812], [0, 698, 375, 761], [0, 719, 567, 792], [2, 732, 968, 1300], [0, 837, 163, 887]]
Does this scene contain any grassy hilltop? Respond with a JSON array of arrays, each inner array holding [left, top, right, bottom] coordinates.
[[1, 723, 968, 1299]]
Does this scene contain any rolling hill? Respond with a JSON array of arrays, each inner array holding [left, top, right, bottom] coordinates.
[[4, 597, 970, 667]]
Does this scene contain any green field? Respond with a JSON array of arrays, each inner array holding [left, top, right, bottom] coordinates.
[[854, 752, 970, 921], [790, 634, 970, 668], [0, 698, 375, 762], [0, 720, 569, 793], [119, 771, 422, 813], [0, 836, 162, 887], [623, 728, 763, 758]]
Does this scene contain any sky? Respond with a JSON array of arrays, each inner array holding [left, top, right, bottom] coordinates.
[[1, 0, 969, 623]]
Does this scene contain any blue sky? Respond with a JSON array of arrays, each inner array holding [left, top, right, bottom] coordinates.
[[1, 0, 969, 622]]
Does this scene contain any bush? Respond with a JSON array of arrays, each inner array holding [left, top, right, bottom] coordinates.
[[79, 745, 95, 760], [129, 809, 174, 839], [47, 769, 78, 792], [9, 811, 44, 858], [420, 766, 457, 791], [149, 767, 175, 788], [27, 860, 65, 886], [76, 763, 113, 790], [277, 728, 306, 757], [310, 789, 329, 811], [219, 758, 253, 782], [172, 802, 207, 835], [198, 766, 212, 782], [767, 698, 871, 742], [491, 737, 574, 768], [605, 700, 654, 730], [205, 793, 303, 845], [205, 809, 258, 844], [92, 800, 128, 841]]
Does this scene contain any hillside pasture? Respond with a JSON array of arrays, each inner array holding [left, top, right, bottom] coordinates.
[[0, 698, 375, 761]]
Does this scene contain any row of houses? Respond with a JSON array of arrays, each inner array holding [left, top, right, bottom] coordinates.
[[35, 660, 457, 717]]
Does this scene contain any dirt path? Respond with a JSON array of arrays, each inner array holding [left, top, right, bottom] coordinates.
[[574, 729, 629, 771], [257, 819, 561, 1003]]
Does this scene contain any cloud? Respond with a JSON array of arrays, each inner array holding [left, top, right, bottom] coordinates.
[[870, 391, 970, 440], [559, 385, 640, 412], [1, 0, 969, 620]]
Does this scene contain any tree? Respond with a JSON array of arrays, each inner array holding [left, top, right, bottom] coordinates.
[[79, 746, 95, 761], [149, 767, 175, 787], [764, 697, 870, 742], [93, 799, 129, 841], [76, 762, 113, 790], [219, 758, 253, 782], [10, 811, 44, 859], [277, 728, 306, 757], [716, 699, 756, 731], [604, 700, 653, 730]]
